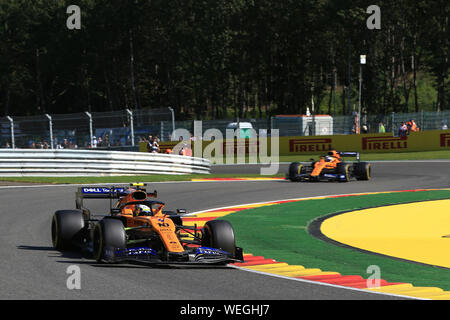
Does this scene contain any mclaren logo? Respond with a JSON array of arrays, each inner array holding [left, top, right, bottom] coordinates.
[[362, 136, 408, 150], [289, 138, 332, 153], [440, 133, 450, 147]]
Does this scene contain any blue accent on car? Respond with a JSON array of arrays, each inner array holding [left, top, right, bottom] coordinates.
[[195, 247, 229, 256], [115, 247, 158, 256]]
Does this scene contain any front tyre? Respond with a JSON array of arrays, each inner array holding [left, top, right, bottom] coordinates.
[[288, 162, 304, 182], [93, 218, 126, 262], [337, 163, 351, 182], [354, 162, 371, 180], [201, 220, 236, 256]]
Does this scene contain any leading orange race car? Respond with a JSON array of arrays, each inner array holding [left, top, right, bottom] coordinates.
[[287, 150, 371, 182], [310, 149, 342, 177], [51, 183, 243, 264]]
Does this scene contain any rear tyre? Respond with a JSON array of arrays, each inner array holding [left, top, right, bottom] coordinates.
[[337, 163, 351, 182], [51, 210, 84, 251], [354, 162, 371, 180], [93, 218, 126, 262], [288, 162, 305, 182], [201, 220, 236, 256]]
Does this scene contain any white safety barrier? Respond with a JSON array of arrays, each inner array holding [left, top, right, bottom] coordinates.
[[0, 149, 210, 176]]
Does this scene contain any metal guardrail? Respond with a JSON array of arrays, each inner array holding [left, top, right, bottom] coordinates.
[[0, 149, 210, 177]]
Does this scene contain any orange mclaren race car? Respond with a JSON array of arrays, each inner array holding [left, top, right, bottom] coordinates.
[[51, 183, 243, 264], [286, 151, 371, 182]]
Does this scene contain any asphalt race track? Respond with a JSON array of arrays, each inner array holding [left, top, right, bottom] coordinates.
[[0, 161, 449, 300]]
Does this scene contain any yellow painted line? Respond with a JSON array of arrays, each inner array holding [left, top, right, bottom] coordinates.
[[232, 203, 276, 209], [429, 294, 450, 300], [299, 271, 341, 277], [240, 178, 285, 181], [366, 283, 414, 292], [191, 178, 284, 181], [321, 199, 450, 269], [247, 265, 305, 272], [401, 291, 450, 299], [244, 265, 338, 278], [190, 211, 237, 218], [182, 221, 207, 227], [276, 268, 324, 277], [394, 287, 444, 295], [244, 263, 290, 270], [387, 287, 445, 299]]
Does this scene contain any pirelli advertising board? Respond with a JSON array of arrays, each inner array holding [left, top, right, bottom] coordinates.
[[282, 130, 450, 154], [141, 129, 450, 156]]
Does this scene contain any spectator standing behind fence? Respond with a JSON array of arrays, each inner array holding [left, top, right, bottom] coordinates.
[[146, 135, 153, 152], [442, 120, 448, 130], [150, 137, 160, 153], [378, 122, 386, 133], [91, 136, 98, 148], [398, 122, 408, 138], [407, 119, 419, 133]]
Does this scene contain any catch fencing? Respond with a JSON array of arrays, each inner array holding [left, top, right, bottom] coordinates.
[[1, 108, 449, 150]]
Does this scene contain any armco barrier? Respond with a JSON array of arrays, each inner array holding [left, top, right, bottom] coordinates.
[[0, 149, 210, 177], [144, 129, 450, 157]]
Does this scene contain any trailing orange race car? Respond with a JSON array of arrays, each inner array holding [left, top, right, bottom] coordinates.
[[286, 150, 371, 182], [51, 183, 243, 264]]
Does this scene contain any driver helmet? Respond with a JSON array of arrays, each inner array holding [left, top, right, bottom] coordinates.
[[327, 150, 340, 159], [134, 204, 151, 216]]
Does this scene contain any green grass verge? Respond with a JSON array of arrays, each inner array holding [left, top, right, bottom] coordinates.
[[222, 190, 450, 290], [0, 173, 284, 185]]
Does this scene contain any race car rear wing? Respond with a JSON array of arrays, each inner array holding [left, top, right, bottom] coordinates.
[[76, 186, 127, 199], [75, 185, 157, 212], [338, 152, 360, 161]]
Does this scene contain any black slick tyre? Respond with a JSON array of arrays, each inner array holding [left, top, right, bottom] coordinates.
[[201, 220, 236, 256], [51, 209, 84, 251], [337, 163, 351, 182], [93, 218, 126, 262], [288, 162, 304, 182], [354, 162, 371, 180]]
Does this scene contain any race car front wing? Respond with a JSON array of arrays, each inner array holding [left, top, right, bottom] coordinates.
[[102, 246, 244, 265]]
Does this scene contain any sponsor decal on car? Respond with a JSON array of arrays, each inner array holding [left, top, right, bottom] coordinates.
[[82, 187, 125, 194]]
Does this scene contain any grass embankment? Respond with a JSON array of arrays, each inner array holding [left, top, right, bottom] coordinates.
[[222, 190, 450, 290]]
